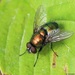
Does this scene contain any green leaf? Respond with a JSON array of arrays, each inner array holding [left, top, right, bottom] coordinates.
[[0, 0, 75, 75]]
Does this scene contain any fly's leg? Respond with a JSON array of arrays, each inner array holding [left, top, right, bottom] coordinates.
[[19, 50, 27, 56], [34, 46, 43, 67], [51, 42, 58, 57]]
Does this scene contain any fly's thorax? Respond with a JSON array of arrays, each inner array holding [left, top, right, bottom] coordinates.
[[39, 28, 47, 36], [31, 33, 44, 47], [30, 29, 47, 47]]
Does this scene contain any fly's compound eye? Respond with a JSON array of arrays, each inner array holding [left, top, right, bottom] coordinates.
[[26, 42, 31, 50], [31, 47, 37, 54], [26, 42, 32, 53], [26, 42, 37, 53]]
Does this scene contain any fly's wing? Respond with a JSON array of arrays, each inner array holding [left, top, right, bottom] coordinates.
[[51, 31, 73, 42], [48, 29, 60, 37], [33, 5, 47, 33]]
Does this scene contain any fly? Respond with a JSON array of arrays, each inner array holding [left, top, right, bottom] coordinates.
[[20, 5, 73, 67]]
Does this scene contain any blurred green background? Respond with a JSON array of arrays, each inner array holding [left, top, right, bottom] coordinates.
[[0, 0, 75, 75]]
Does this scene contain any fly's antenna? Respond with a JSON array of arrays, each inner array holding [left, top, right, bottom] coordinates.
[[19, 50, 27, 56]]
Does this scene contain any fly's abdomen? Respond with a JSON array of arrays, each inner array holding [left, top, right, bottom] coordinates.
[[43, 22, 59, 34]]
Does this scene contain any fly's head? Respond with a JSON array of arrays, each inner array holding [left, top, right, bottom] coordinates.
[[26, 42, 37, 54]]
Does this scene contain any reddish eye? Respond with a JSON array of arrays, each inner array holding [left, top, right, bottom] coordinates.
[[26, 42, 37, 53], [26, 42, 31, 49], [31, 47, 37, 53]]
